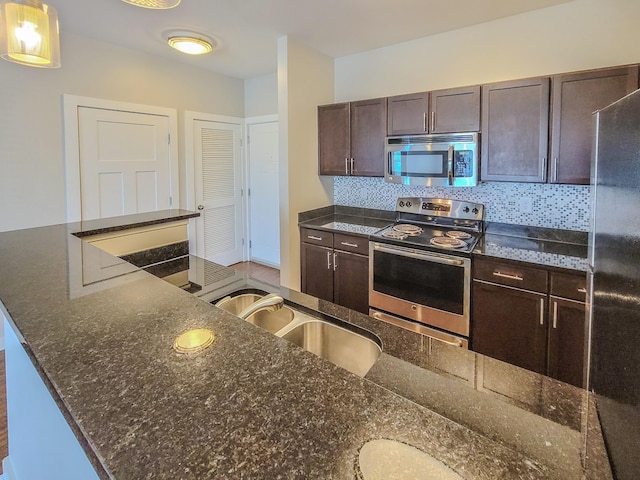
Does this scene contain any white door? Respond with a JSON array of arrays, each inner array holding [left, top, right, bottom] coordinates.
[[78, 107, 172, 220], [192, 119, 244, 266], [247, 121, 280, 267]]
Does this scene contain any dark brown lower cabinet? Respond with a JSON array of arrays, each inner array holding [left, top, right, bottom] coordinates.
[[300, 243, 334, 304], [300, 228, 369, 314], [472, 280, 548, 375], [472, 259, 587, 388], [547, 296, 586, 388], [333, 250, 369, 314]]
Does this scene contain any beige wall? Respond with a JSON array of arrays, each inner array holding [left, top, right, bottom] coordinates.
[[335, 0, 640, 101], [245, 73, 278, 117], [278, 37, 334, 290], [0, 32, 244, 232]]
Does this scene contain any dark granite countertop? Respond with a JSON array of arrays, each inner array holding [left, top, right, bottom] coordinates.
[[72, 209, 200, 237], [299, 207, 589, 273], [0, 212, 610, 479]]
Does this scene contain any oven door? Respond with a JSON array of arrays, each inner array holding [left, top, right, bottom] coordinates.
[[369, 242, 471, 337]]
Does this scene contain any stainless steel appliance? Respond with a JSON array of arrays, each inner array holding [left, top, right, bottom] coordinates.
[[384, 133, 479, 187], [588, 89, 640, 480], [369, 197, 484, 348]]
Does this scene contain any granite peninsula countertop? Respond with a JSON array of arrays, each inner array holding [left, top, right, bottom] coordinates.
[[0, 211, 609, 479]]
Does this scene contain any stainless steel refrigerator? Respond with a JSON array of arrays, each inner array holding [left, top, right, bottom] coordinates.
[[589, 87, 640, 480]]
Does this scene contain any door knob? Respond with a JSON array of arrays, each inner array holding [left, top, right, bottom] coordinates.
[[197, 205, 204, 210]]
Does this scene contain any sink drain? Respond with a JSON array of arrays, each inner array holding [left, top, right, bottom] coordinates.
[[173, 328, 215, 354]]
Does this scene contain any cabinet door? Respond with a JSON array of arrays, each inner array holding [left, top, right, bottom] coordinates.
[[481, 78, 550, 182], [300, 243, 333, 302], [350, 98, 387, 177], [548, 297, 586, 388], [333, 250, 369, 314], [472, 280, 548, 374], [550, 65, 639, 184], [387, 92, 429, 135], [430, 85, 481, 133], [318, 103, 350, 175]]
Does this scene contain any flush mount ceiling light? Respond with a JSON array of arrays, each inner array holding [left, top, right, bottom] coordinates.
[[167, 32, 214, 55], [0, 0, 61, 68], [121, 0, 180, 9]]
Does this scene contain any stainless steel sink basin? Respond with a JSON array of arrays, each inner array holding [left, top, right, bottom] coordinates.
[[213, 291, 382, 376], [214, 293, 294, 333], [280, 320, 381, 377], [214, 294, 263, 315], [245, 307, 294, 333]]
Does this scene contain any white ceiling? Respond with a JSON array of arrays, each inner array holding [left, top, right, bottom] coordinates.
[[53, 0, 573, 79]]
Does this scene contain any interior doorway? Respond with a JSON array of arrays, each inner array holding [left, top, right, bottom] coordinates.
[[63, 95, 179, 222], [186, 112, 245, 266], [246, 115, 279, 268]]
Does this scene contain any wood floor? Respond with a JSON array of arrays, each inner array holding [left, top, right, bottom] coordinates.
[[230, 261, 280, 285], [0, 352, 7, 475]]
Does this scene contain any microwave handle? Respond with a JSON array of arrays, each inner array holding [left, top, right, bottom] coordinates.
[[447, 145, 454, 185]]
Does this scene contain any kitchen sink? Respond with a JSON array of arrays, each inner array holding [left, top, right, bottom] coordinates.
[[280, 320, 381, 377], [214, 293, 294, 334], [212, 290, 382, 377]]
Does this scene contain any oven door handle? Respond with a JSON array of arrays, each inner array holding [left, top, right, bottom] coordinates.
[[373, 243, 465, 266]]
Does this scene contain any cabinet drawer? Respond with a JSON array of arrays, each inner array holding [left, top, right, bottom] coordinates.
[[550, 271, 587, 302], [334, 233, 369, 255], [474, 258, 548, 293], [300, 228, 333, 248]]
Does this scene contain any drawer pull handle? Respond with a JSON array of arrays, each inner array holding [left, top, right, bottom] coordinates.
[[326, 251, 331, 270], [539, 298, 545, 326], [577, 287, 587, 294], [333, 252, 337, 271], [340, 241, 358, 248], [308, 235, 323, 241], [552, 301, 558, 329], [493, 271, 524, 281]]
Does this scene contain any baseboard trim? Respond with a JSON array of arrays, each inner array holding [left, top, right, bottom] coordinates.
[[3, 456, 17, 480]]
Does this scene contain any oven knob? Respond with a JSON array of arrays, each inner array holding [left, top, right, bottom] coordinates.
[[399, 201, 405, 207], [422, 204, 428, 210], [472, 208, 479, 214], [406, 201, 412, 207], [463, 207, 470, 213]]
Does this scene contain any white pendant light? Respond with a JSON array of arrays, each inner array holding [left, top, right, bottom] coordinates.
[[167, 32, 214, 55], [0, 0, 61, 68], [122, 0, 180, 9]]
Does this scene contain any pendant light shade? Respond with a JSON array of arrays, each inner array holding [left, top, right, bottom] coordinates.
[[122, 0, 180, 9], [0, 0, 60, 68]]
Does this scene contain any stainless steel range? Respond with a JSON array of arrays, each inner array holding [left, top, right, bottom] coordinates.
[[369, 197, 485, 348]]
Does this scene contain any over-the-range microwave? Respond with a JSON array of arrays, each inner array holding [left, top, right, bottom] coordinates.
[[384, 132, 479, 187]]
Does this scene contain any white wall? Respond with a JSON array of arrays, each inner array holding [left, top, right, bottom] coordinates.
[[244, 73, 278, 117], [0, 32, 244, 233], [278, 37, 334, 290], [335, 0, 640, 101]]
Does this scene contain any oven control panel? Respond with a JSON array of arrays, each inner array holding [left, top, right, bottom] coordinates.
[[395, 197, 484, 221]]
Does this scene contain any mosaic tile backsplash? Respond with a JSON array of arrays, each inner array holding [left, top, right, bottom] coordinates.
[[334, 177, 591, 232]]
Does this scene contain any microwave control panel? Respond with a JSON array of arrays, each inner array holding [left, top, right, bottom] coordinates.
[[454, 150, 474, 178]]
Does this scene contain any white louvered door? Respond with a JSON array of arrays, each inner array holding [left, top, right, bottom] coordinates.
[[193, 120, 244, 266]]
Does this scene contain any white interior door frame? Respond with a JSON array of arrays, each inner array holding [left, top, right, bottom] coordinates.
[[185, 111, 245, 257], [63, 95, 179, 222], [244, 114, 279, 266]]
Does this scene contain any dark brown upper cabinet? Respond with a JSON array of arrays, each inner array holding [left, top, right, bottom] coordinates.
[[387, 86, 480, 135], [550, 65, 639, 184], [387, 92, 429, 135], [318, 98, 386, 177], [318, 102, 350, 176], [430, 85, 481, 133], [481, 77, 550, 183]]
